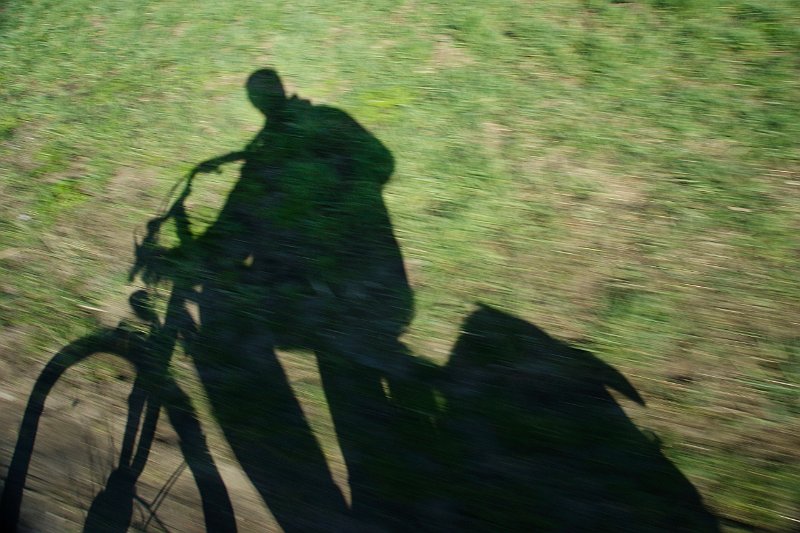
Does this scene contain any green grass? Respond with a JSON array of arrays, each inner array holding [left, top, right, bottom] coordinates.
[[2, 0, 799, 530]]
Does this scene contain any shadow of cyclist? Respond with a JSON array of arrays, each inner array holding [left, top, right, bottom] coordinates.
[[169, 68, 437, 531], [2, 68, 722, 533]]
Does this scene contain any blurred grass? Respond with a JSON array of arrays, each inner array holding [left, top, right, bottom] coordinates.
[[1, 0, 799, 530]]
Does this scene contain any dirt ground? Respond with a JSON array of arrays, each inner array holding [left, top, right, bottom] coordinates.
[[0, 352, 320, 532]]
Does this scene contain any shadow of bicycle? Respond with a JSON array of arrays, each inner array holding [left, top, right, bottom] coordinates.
[[1, 69, 720, 533]]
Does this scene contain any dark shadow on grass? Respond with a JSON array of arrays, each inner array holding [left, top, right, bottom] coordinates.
[[2, 68, 720, 532]]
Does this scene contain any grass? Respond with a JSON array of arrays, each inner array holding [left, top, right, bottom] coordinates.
[[1, 0, 799, 530]]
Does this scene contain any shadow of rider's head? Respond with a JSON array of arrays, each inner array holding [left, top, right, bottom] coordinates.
[[247, 69, 287, 117]]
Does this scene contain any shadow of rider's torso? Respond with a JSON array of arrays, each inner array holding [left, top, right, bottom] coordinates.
[[196, 97, 410, 352]]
